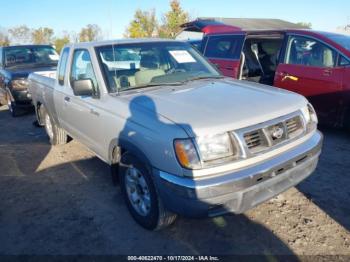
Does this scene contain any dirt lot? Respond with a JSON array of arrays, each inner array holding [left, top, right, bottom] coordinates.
[[0, 105, 349, 257]]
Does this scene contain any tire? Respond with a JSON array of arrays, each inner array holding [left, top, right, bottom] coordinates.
[[119, 153, 177, 230], [42, 107, 68, 145]]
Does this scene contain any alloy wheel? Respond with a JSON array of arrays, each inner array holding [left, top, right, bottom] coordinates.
[[125, 167, 151, 216]]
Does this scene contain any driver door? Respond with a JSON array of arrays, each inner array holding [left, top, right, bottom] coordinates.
[[60, 49, 105, 156]]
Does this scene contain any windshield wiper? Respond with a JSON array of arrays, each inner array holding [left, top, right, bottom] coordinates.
[[32, 62, 58, 67], [120, 82, 184, 91], [184, 75, 224, 83]]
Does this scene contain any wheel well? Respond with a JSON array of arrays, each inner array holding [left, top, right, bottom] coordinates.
[[111, 146, 124, 164], [110, 141, 151, 168], [36, 102, 44, 126]]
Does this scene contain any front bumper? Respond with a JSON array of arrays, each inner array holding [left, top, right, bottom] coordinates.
[[153, 131, 323, 218]]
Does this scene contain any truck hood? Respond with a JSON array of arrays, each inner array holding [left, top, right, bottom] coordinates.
[[121, 78, 307, 137]]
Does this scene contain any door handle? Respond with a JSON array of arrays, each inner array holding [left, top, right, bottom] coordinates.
[[282, 73, 299, 82], [90, 108, 100, 116], [323, 69, 332, 76], [64, 96, 70, 102], [225, 67, 234, 70]]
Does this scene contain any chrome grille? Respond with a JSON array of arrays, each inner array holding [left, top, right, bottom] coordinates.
[[244, 129, 268, 153], [244, 131, 262, 148], [286, 116, 303, 138], [242, 114, 305, 154]]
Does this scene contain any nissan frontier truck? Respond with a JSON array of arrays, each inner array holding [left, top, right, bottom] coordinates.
[[28, 39, 322, 230]]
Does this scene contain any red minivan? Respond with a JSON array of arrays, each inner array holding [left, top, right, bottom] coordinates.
[[180, 20, 350, 128]]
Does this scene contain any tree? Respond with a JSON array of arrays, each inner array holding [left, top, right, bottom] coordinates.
[[296, 22, 312, 29], [53, 34, 70, 53], [32, 27, 54, 44], [79, 24, 102, 42], [0, 32, 10, 46], [8, 25, 32, 44], [124, 9, 158, 38], [159, 0, 189, 38]]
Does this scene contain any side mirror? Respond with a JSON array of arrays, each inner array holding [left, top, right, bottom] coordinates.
[[72, 79, 93, 96]]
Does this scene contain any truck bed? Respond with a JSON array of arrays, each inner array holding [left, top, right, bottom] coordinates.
[[28, 72, 56, 107]]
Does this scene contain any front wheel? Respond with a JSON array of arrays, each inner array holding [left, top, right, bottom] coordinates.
[[119, 153, 177, 230], [42, 107, 68, 145]]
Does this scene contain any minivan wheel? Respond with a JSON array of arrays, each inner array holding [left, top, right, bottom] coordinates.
[[119, 153, 177, 230], [42, 107, 68, 145]]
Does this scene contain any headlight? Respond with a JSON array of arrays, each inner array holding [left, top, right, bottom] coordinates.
[[301, 103, 318, 132], [174, 139, 201, 169], [196, 133, 235, 162], [11, 78, 28, 90], [174, 133, 239, 170]]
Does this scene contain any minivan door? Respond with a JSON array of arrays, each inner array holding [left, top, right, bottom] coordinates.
[[203, 34, 246, 79], [274, 34, 343, 125]]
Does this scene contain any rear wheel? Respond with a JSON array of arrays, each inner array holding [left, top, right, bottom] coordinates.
[[119, 153, 177, 230], [42, 107, 68, 145]]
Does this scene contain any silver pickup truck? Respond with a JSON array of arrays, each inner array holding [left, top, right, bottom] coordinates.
[[28, 39, 322, 230]]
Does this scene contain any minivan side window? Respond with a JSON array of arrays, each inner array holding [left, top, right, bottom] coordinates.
[[58, 48, 69, 85], [204, 35, 244, 60], [70, 49, 98, 93], [339, 55, 350, 66], [285, 36, 337, 68]]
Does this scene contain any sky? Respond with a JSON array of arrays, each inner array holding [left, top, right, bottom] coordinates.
[[0, 0, 349, 39]]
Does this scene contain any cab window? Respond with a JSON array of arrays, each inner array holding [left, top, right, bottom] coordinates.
[[70, 49, 98, 94], [58, 48, 69, 85], [0, 48, 3, 67], [285, 36, 337, 68]]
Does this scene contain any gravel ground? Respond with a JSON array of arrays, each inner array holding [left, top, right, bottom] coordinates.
[[0, 105, 349, 257]]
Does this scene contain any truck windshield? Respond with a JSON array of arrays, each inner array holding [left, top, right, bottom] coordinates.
[[95, 41, 221, 92], [4, 46, 59, 68]]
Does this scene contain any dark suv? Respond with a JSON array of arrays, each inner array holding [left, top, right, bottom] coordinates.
[[0, 45, 58, 116]]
